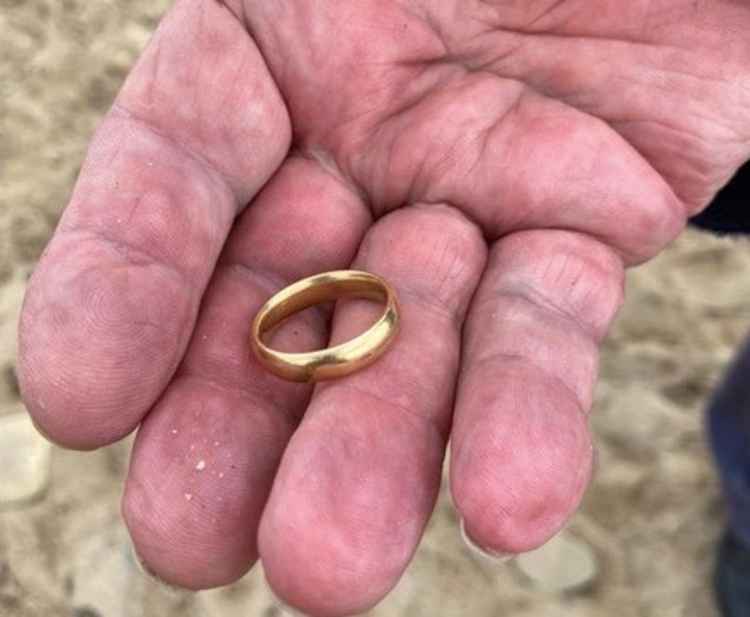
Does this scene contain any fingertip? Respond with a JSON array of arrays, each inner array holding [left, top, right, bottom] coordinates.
[[450, 377, 594, 556], [452, 457, 592, 557], [120, 377, 279, 591], [257, 409, 433, 617], [459, 517, 517, 564], [17, 341, 124, 452], [18, 359, 131, 451], [259, 504, 396, 617], [17, 247, 193, 450], [122, 472, 258, 591]]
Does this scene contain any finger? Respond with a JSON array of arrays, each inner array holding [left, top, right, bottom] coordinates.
[[122, 156, 370, 589], [259, 206, 487, 617], [450, 229, 624, 555], [18, 0, 290, 449]]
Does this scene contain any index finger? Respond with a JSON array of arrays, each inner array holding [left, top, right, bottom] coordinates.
[[18, 0, 290, 449]]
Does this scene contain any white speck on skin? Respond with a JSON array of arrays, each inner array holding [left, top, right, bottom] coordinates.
[[189, 444, 195, 451], [218, 472, 224, 479], [184, 493, 192, 501], [171, 429, 178, 435], [196, 460, 206, 471], [213, 441, 219, 447]]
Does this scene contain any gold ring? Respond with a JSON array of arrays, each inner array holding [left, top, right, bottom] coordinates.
[[251, 270, 400, 383]]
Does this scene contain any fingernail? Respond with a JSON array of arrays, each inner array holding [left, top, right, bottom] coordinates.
[[460, 518, 516, 564]]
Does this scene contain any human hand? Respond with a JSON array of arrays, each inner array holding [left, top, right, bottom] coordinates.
[[18, 1, 750, 615]]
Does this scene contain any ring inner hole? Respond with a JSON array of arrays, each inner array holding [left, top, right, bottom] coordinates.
[[260, 280, 387, 353]]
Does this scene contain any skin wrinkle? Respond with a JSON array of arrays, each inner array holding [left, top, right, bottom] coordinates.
[[366, 72, 507, 216], [294, 146, 373, 210], [523, 0, 574, 30], [462, 77, 525, 183], [144, 34, 163, 110], [470, 0, 698, 46], [402, 2, 451, 58], [321, 324, 457, 434], [193, 6, 291, 182], [465, 12, 671, 48], [177, 354, 305, 423], [340, 68, 454, 208], [467, 284, 604, 355], [58, 154, 230, 280], [214, 0, 247, 25], [78, 268, 185, 355], [119, 4, 292, 199], [455, 35, 746, 211], [108, 104, 249, 206], [389, 69, 676, 259], [609, 117, 739, 210], [490, 253, 624, 342], [219, 259, 292, 300], [264, 2, 743, 228], [467, 348, 593, 415], [217, 260, 332, 340], [60, 228, 193, 291], [51, 247, 189, 348], [124, 193, 147, 227], [169, 372, 300, 431], [320, 381, 449, 443]]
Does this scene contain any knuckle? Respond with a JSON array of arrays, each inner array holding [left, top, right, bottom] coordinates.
[[366, 206, 486, 317]]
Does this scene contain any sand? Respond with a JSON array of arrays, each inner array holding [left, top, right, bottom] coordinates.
[[2, 1, 749, 615]]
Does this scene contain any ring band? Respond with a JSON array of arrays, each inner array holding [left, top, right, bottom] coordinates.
[[251, 270, 400, 383]]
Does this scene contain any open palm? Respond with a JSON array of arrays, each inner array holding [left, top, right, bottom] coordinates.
[[19, 1, 750, 615]]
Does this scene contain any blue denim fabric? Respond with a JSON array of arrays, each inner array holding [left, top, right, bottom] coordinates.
[[707, 336, 750, 548], [715, 532, 750, 617], [690, 162, 750, 235]]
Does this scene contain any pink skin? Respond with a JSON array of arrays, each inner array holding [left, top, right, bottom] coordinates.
[[17, 0, 750, 614]]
